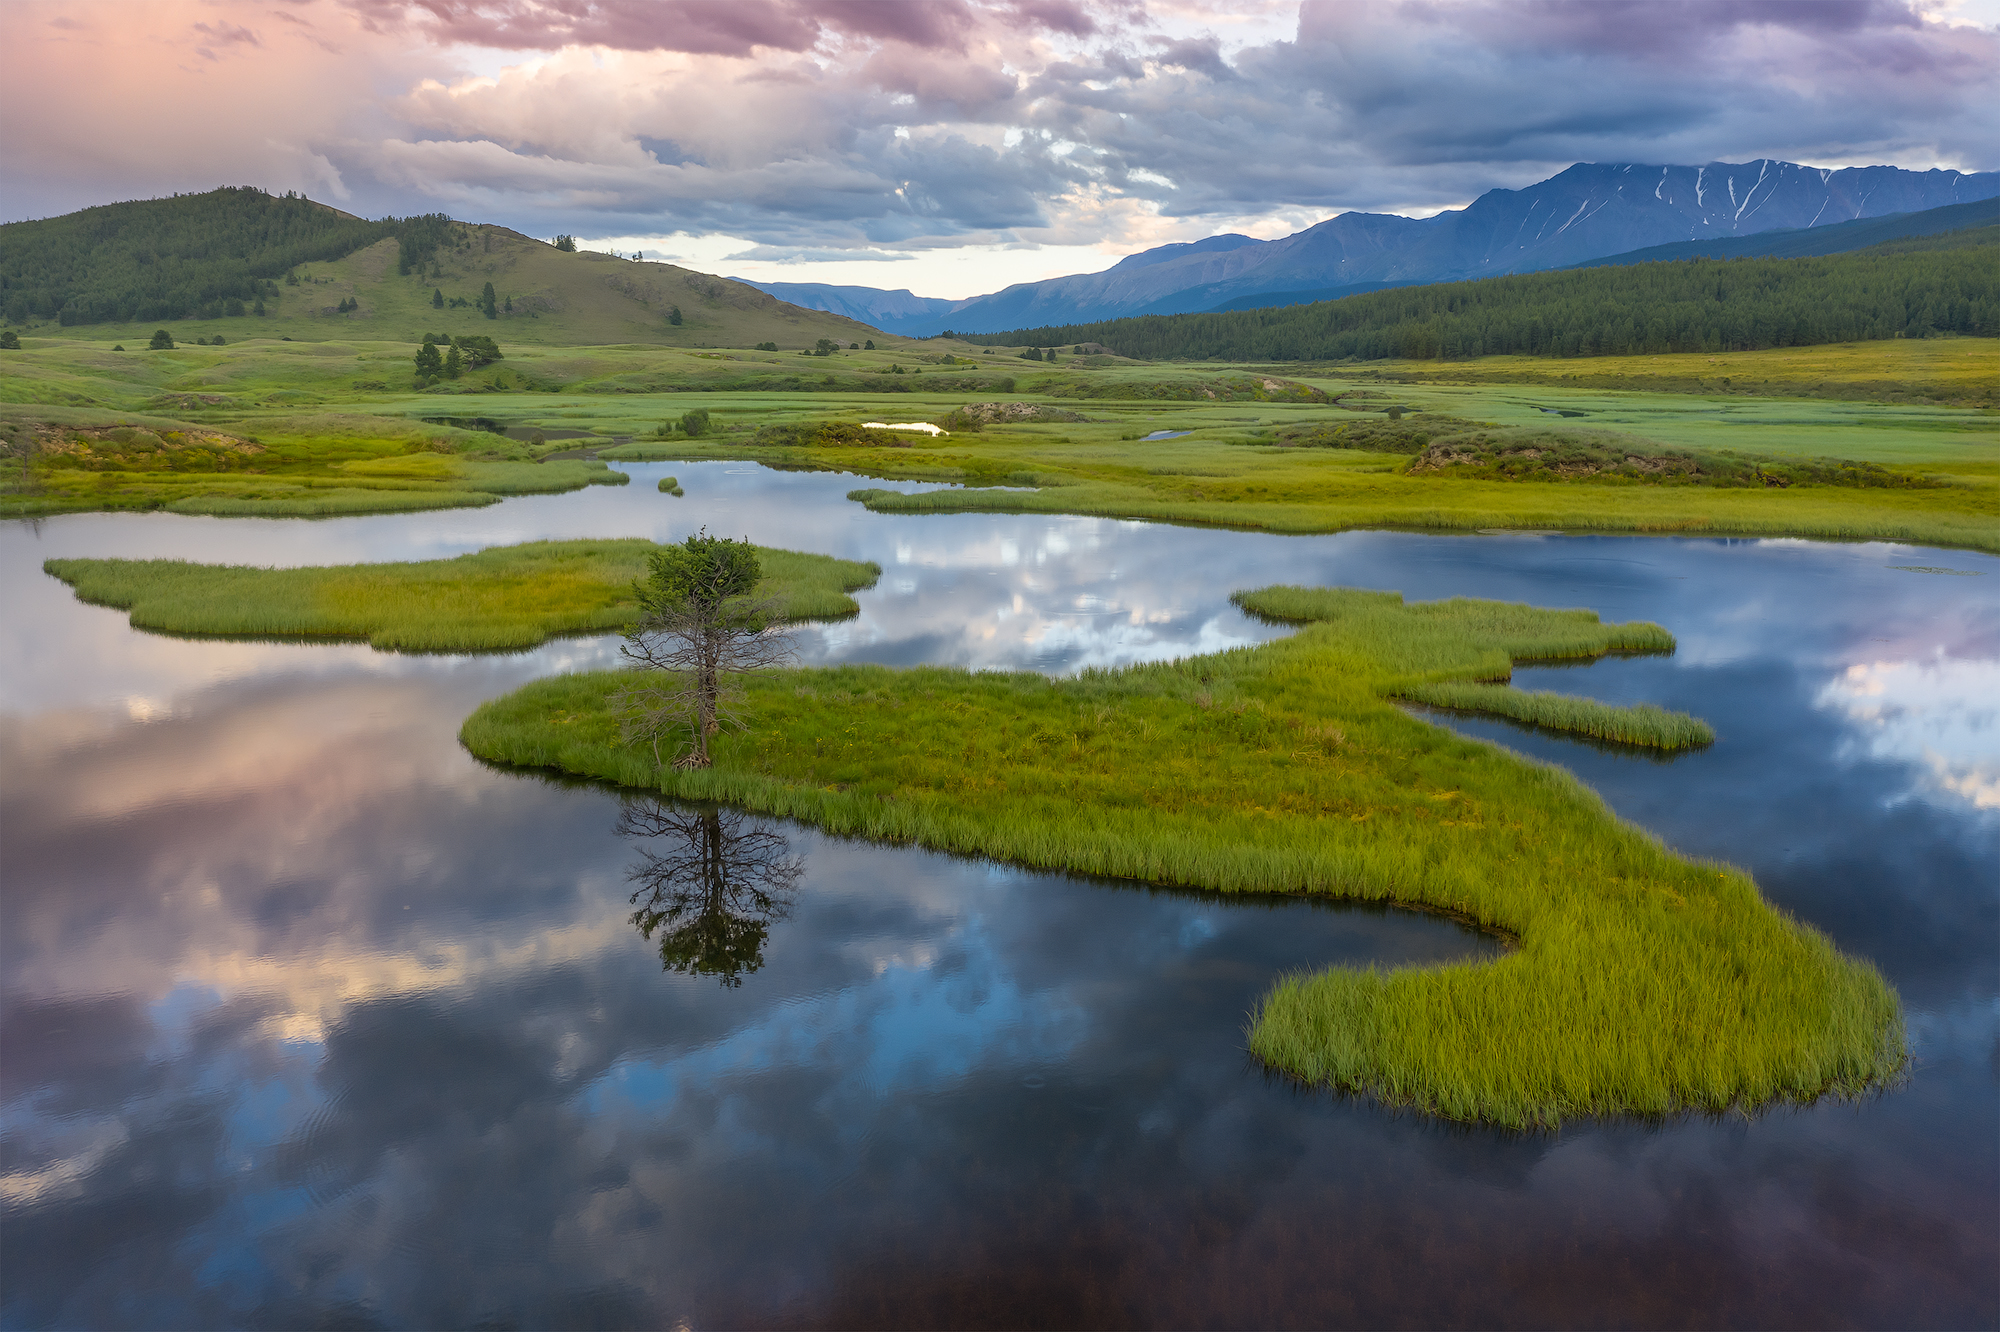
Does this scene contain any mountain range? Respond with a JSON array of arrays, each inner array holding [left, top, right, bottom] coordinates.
[[739, 160, 1999, 337]]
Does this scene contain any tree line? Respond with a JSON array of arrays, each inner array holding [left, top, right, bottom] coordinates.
[[956, 234, 1999, 362], [0, 187, 458, 327]]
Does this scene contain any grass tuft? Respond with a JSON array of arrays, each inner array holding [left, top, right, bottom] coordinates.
[[1397, 681, 1714, 749]]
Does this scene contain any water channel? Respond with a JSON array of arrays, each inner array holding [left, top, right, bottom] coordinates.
[[3, 461, 1995, 1328]]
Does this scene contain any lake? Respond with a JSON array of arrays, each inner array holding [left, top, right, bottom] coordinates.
[[3, 461, 1995, 1329]]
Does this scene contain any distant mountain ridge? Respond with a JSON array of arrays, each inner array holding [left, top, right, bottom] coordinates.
[[740, 159, 2000, 336]]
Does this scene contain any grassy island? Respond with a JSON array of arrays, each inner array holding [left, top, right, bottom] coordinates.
[[460, 585, 1902, 1126], [45, 540, 881, 651]]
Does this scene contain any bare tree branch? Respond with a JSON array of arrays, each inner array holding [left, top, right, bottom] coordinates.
[[612, 533, 797, 768]]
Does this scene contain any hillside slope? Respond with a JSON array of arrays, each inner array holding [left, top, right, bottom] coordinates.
[[957, 229, 2000, 366], [0, 190, 893, 350], [1568, 197, 2000, 269]]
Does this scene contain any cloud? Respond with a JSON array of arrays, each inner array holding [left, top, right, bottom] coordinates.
[[191, 19, 261, 46], [2, 0, 1994, 282], [725, 245, 915, 263]]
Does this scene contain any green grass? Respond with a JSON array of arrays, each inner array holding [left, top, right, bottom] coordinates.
[[1395, 425, 1945, 489], [840, 447, 1998, 552], [1234, 584, 1712, 751], [459, 585, 1903, 1127], [44, 540, 881, 652], [5, 334, 1991, 536], [0, 404, 628, 518], [1396, 682, 1714, 750], [1333, 338, 2000, 408]]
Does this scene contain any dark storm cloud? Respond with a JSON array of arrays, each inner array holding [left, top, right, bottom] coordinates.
[[2, 0, 1992, 250]]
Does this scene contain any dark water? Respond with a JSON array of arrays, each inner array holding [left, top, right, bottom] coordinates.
[[2, 462, 1995, 1329]]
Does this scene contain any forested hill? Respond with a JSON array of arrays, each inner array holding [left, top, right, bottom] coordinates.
[[0, 188, 883, 349], [959, 227, 1999, 363], [0, 187, 457, 326]]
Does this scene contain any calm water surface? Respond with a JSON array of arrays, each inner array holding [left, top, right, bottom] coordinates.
[[3, 462, 1996, 1329]]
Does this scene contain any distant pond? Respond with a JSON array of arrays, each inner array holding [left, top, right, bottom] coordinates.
[[2, 461, 1995, 1328]]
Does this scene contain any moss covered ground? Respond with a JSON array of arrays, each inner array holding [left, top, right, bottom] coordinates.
[[459, 585, 1903, 1126], [45, 540, 881, 651]]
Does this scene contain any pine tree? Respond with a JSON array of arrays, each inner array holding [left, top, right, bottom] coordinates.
[[443, 345, 463, 378], [481, 281, 497, 319], [414, 341, 442, 380], [148, 328, 174, 350], [432, 288, 444, 309]]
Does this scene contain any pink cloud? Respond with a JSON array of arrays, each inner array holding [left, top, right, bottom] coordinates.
[[338, 0, 1103, 55], [193, 20, 263, 46]]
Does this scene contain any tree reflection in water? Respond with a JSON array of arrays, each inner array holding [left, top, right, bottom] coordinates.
[[617, 800, 805, 986]]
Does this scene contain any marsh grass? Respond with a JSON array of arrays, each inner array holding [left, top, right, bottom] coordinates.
[[1406, 426, 1946, 489], [45, 539, 880, 651], [2, 403, 630, 518], [461, 585, 1903, 1127], [1394, 681, 1714, 749], [841, 440, 1997, 552]]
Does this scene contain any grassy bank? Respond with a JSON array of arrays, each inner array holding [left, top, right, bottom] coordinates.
[[1234, 584, 1712, 750], [45, 540, 881, 651], [836, 432, 1997, 552], [1396, 682, 1714, 750], [1, 405, 627, 518], [460, 586, 1902, 1126]]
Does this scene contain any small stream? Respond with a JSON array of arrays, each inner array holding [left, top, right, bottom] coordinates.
[[2, 460, 1995, 1328]]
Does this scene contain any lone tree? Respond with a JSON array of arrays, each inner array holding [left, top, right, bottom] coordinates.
[[619, 799, 804, 986], [480, 281, 498, 319], [454, 333, 503, 367], [614, 530, 794, 769], [148, 329, 174, 350], [414, 340, 442, 381]]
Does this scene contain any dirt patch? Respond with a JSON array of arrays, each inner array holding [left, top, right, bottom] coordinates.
[[954, 402, 1087, 424]]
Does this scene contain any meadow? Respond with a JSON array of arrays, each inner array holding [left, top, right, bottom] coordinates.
[[460, 585, 1903, 1126], [45, 540, 881, 652], [1, 403, 625, 518], [3, 332, 1993, 535]]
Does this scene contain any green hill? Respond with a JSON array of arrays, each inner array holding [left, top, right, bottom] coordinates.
[[0, 187, 894, 351], [1566, 198, 2000, 268], [960, 228, 2000, 362]]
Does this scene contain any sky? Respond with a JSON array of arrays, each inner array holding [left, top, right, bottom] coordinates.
[[4, 0, 1997, 298]]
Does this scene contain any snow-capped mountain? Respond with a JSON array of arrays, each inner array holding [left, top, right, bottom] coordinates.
[[740, 160, 1999, 336]]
